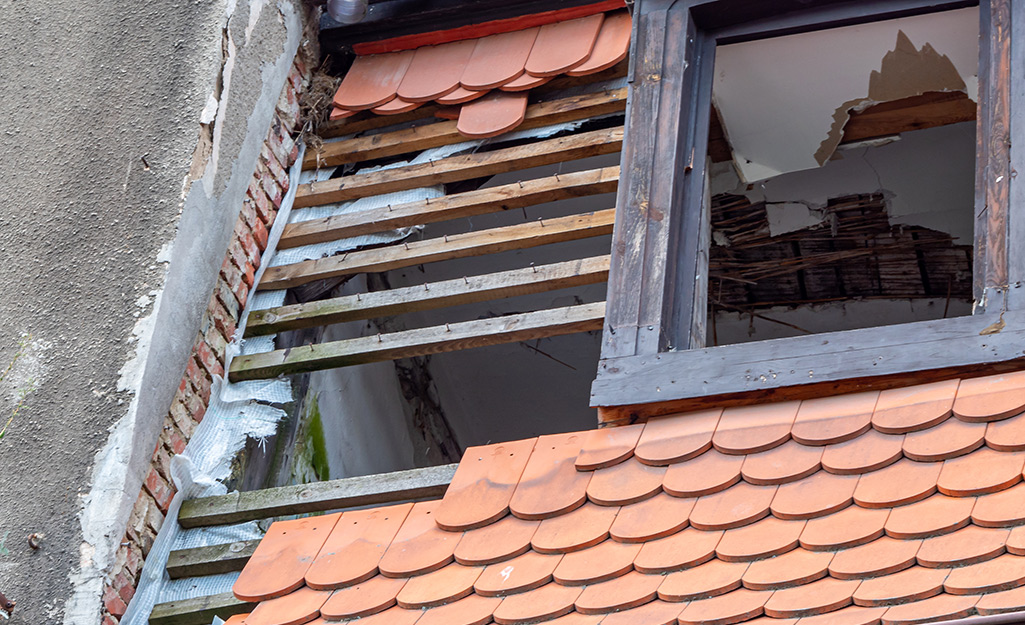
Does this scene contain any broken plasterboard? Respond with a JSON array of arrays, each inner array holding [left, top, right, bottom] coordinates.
[[713, 6, 979, 183]]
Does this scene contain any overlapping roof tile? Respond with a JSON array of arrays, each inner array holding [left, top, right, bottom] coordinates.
[[230, 371, 1025, 625], [329, 7, 631, 139]]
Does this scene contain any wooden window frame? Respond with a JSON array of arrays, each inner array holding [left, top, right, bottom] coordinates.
[[593, 0, 1025, 423]]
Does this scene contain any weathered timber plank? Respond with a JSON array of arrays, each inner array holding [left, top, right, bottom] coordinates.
[[279, 166, 620, 248], [179, 464, 457, 528], [1007, 0, 1025, 310], [841, 91, 977, 144], [149, 592, 252, 625], [166, 540, 260, 579], [294, 126, 624, 208], [229, 302, 606, 381], [246, 255, 611, 336], [591, 308, 1025, 409], [306, 88, 627, 169], [260, 208, 615, 291]]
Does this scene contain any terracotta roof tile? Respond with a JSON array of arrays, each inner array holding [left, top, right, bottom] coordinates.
[[677, 588, 771, 625], [371, 96, 423, 115], [741, 439, 823, 485], [460, 28, 538, 90], [713, 402, 798, 455], [397, 39, 477, 102], [474, 550, 560, 597], [305, 505, 409, 590], [690, 482, 776, 530], [319, 575, 405, 619], [334, 50, 416, 110], [524, 14, 604, 77], [510, 432, 590, 521], [917, 526, 1008, 568], [880, 594, 979, 624], [953, 371, 1025, 422], [574, 570, 662, 613], [987, 415, 1025, 451], [792, 392, 877, 446], [436, 438, 536, 531], [395, 562, 483, 608], [234, 513, 340, 602], [634, 527, 722, 574], [499, 73, 553, 91], [491, 583, 581, 624], [566, 10, 632, 76], [771, 471, 858, 520], [883, 494, 973, 540], [531, 502, 617, 553], [853, 567, 950, 606], [586, 456, 666, 505], [872, 380, 958, 434], [936, 448, 1025, 496], [379, 500, 459, 577], [552, 538, 640, 585], [658, 558, 748, 601], [417, 594, 501, 625], [436, 87, 489, 105], [609, 491, 693, 542], [716, 517, 805, 562], [635, 409, 721, 465], [453, 513, 538, 566], [821, 429, 904, 475], [575, 424, 643, 471], [902, 416, 985, 462], [742, 548, 832, 590], [973, 482, 1025, 527], [763, 576, 860, 618], [663, 448, 743, 497], [456, 91, 529, 139], [853, 458, 941, 508], [799, 506, 888, 551], [829, 537, 920, 579], [233, 375, 1025, 625]]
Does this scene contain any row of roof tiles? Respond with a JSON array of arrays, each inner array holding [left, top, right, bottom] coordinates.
[[329, 9, 631, 138], [227, 371, 1025, 625]]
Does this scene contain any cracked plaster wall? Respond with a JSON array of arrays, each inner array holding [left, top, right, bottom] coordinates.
[[0, 1, 304, 623]]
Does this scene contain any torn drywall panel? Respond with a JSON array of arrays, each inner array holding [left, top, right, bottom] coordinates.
[[713, 6, 978, 182]]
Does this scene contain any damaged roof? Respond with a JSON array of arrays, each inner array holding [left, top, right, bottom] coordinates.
[[329, 6, 630, 138], [227, 371, 1025, 625]]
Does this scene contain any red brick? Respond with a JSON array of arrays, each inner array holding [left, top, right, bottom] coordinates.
[[182, 385, 207, 423], [195, 339, 224, 379], [293, 54, 309, 80], [169, 398, 198, 438], [103, 613, 119, 625], [233, 277, 250, 310], [216, 280, 241, 320], [220, 256, 245, 294], [114, 572, 136, 605], [204, 325, 229, 361], [252, 217, 269, 252], [207, 296, 237, 342], [184, 357, 209, 395], [227, 238, 249, 274], [144, 467, 175, 513], [240, 198, 260, 231], [126, 543, 143, 580], [165, 425, 187, 454], [260, 173, 283, 209], [139, 525, 157, 558], [242, 261, 256, 288], [262, 145, 290, 189], [103, 586, 128, 617], [237, 223, 261, 265], [267, 123, 295, 167], [152, 440, 173, 482]]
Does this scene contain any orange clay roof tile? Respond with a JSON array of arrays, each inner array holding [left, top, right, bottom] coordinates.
[[456, 91, 529, 139], [435, 438, 536, 531], [902, 416, 986, 462], [634, 408, 721, 466], [498, 72, 553, 91], [370, 96, 424, 115], [436, 86, 490, 105], [233, 513, 340, 602], [523, 14, 604, 77], [396, 39, 478, 102], [987, 415, 1025, 451], [791, 391, 877, 446], [333, 50, 416, 110], [872, 380, 959, 434], [232, 375, 1025, 625], [567, 10, 632, 76], [460, 27, 538, 90], [509, 432, 590, 521], [953, 371, 1025, 422]]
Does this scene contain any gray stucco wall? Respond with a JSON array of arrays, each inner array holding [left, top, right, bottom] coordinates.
[[0, 1, 304, 622]]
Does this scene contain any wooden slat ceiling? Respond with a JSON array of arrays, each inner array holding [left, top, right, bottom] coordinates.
[[229, 75, 625, 382]]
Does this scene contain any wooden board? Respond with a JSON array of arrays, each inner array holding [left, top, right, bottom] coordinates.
[[149, 592, 252, 625], [261, 208, 615, 291], [294, 125, 623, 208], [841, 91, 977, 144], [229, 302, 606, 381], [166, 540, 260, 579], [280, 166, 619, 248], [307, 88, 627, 168], [179, 464, 456, 528], [247, 255, 611, 336]]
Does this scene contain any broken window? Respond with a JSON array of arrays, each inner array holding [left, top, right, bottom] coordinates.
[[707, 7, 978, 345]]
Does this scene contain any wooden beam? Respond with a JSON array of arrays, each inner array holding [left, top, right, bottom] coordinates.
[[841, 91, 977, 145], [1007, 0, 1025, 310], [280, 166, 620, 248], [294, 126, 623, 208], [179, 464, 457, 528], [247, 255, 611, 336], [230, 302, 606, 381], [306, 89, 627, 169], [149, 592, 252, 625], [166, 540, 260, 579], [591, 308, 1025, 411], [260, 208, 615, 291]]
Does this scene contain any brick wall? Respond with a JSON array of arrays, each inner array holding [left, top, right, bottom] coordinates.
[[100, 52, 311, 625]]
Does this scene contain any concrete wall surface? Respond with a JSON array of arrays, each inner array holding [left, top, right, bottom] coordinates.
[[0, 0, 304, 622]]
